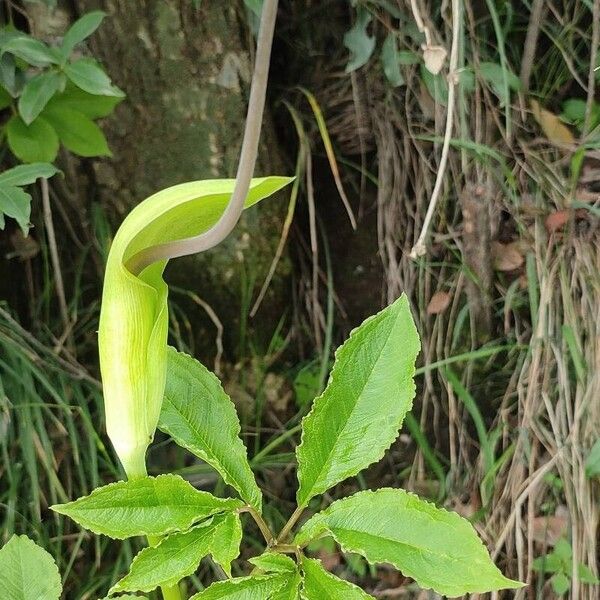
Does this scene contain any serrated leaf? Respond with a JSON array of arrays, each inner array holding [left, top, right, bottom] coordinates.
[[301, 557, 373, 599], [211, 512, 243, 577], [51, 474, 242, 539], [46, 82, 123, 118], [0, 535, 62, 600], [249, 552, 297, 574], [159, 348, 262, 511], [1, 36, 59, 67], [296, 294, 420, 507], [343, 8, 375, 72], [18, 72, 61, 124], [110, 523, 216, 593], [189, 574, 287, 599], [0, 162, 59, 186], [0, 185, 31, 235], [380, 34, 404, 87], [6, 115, 59, 163], [65, 57, 123, 96], [61, 11, 106, 59], [552, 572, 570, 595], [42, 104, 110, 157], [296, 489, 523, 597], [271, 572, 301, 600], [99, 176, 291, 476]]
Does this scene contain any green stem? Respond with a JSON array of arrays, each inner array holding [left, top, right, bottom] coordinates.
[[276, 506, 305, 544]]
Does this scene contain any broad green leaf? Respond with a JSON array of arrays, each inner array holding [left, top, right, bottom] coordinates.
[[577, 563, 599, 584], [110, 523, 216, 593], [189, 574, 287, 599], [0, 185, 31, 235], [249, 552, 296, 574], [65, 58, 123, 96], [51, 474, 242, 539], [532, 553, 563, 573], [18, 72, 61, 124], [61, 11, 106, 59], [46, 82, 123, 118], [343, 8, 375, 72], [211, 512, 243, 577], [295, 489, 523, 597], [6, 115, 59, 163], [301, 557, 373, 599], [0, 84, 11, 108], [98, 177, 291, 478], [584, 438, 600, 478], [159, 348, 262, 511], [552, 572, 570, 595], [421, 64, 448, 105], [1, 36, 59, 67], [478, 62, 520, 105], [0, 535, 62, 600], [0, 162, 59, 186], [271, 572, 301, 600], [296, 294, 420, 507], [381, 34, 404, 87], [100, 596, 147, 600], [42, 104, 111, 157]]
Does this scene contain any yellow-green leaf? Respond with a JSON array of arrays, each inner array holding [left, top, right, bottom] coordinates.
[[99, 177, 291, 475]]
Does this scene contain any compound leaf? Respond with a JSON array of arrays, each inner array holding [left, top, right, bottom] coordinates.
[[0, 535, 62, 600], [301, 557, 373, 599], [159, 348, 262, 512], [51, 474, 242, 539], [189, 574, 287, 599], [110, 523, 216, 593], [296, 294, 420, 507], [295, 489, 523, 597]]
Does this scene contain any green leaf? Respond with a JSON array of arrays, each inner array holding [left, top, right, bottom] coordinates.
[[532, 553, 563, 573], [584, 438, 600, 478], [380, 34, 404, 87], [1, 36, 59, 67], [0, 162, 59, 186], [160, 348, 262, 511], [0, 185, 31, 235], [295, 489, 524, 597], [0, 535, 62, 600], [64, 57, 123, 96], [577, 563, 599, 584], [271, 572, 301, 600], [99, 596, 147, 600], [478, 62, 520, 105], [0, 84, 11, 109], [210, 512, 243, 577], [249, 552, 297, 574], [189, 575, 287, 599], [554, 538, 572, 562], [18, 72, 61, 124], [552, 572, 570, 596], [110, 523, 217, 593], [42, 104, 111, 157], [301, 557, 373, 599], [296, 294, 420, 507], [46, 82, 123, 118], [99, 176, 291, 477], [421, 64, 448, 105], [343, 8, 375, 72], [61, 11, 106, 59], [6, 115, 59, 163], [51, 474, 242, 539]]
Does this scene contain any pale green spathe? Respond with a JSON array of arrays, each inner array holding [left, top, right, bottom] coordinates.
[[98, 177, 292, 476]]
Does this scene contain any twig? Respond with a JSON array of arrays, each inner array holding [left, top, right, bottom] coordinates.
[[583, 0, 600, 137], [40, 179, 72, 345], [410, 0, 461, 259], [519, 0, 545, 95], [242, 506, 275, 546]]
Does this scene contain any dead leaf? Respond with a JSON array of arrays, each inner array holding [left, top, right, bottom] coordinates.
[[492, 241, 524, 272], [531, 100, 576, 145], [427, 291, 451, 315], [423, 45, 447, 75], [8, 230, 39, 261], [532, 514, 569, 546], [545, 210, 571, 233]]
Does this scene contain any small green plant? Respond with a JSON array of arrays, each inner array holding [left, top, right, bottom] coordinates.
[[532, 538, 599, 596]]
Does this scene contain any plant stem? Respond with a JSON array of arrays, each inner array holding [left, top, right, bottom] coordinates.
[[276, 506, 305, 544], [245, 506, 275, 545]]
